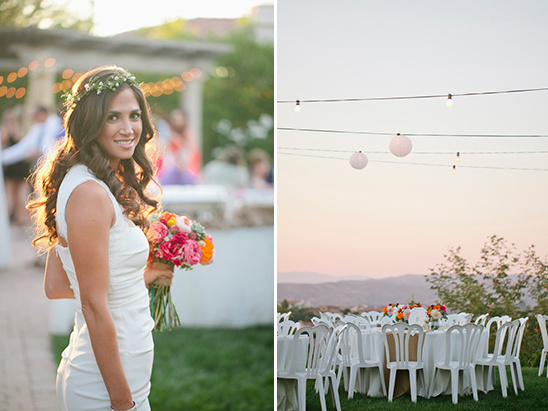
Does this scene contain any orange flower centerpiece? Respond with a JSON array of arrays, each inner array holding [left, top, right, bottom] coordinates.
[[146, 211, 215, 331], [394, 301, 422, 323]]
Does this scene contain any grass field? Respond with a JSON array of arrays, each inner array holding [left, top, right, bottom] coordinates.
[[302, 367, 548, 411], [52, 325, 274, 411]]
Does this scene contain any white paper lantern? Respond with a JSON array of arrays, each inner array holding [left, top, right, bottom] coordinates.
[[349, 151, 368, 169], [389, 133, 412, 157]]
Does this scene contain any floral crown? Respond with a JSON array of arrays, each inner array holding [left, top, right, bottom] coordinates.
[[63, 72, 138, 108]]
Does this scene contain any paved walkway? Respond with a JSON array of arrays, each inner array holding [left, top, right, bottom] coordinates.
[[0, 224, 59, 411]]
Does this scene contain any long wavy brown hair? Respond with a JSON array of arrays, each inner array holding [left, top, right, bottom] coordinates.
[[28, 65, 159, 252]]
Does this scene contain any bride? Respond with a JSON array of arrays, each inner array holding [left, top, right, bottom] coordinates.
[[28, 65, 173, 411]]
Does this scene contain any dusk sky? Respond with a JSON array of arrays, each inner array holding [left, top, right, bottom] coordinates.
[[65, 0, 272, 36], [277, 0, 548, 279]]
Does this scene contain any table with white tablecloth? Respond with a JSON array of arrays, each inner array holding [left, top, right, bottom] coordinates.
[[350, 327, 493, 398]]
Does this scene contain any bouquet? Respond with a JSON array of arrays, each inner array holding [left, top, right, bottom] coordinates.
[[146, 211, 215, 331], [426, 303, 447, 329]]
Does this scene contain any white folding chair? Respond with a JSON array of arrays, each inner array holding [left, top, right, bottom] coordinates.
[[312, 316, 335, 328], [361, 310, 383, 324], [536, 314, 548, 377], [473, 319, 520, 398], [277, 324, 342, 411], [485, 315, 513, 354], [338, 322, 386, 398], [428, 324, 483, 403], [278, 311, 291, 323], [474, 313, 489, 327], [510, 317, 528, 393], [458, 312, 473, 324], [382, 323, 425, 402], [342, 315, 371, 330], [445, 313, 468, 326], [278, 319, 301, 337], [408, 307, 428, 327]]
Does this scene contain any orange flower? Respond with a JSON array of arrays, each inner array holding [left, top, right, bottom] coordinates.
[[200, 235, 214, 263], [397, 312, 403, 319], [160, 212, 177, 225], [147, 242, 155, 263]]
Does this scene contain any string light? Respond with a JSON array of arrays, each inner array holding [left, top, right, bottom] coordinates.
[[278, 127, 548, 138], [456, 152, 460, 162], [295, 99, 301, 113], [278, 147, 548, 155], [277, 86, 548, 105], [446, 93, 453, 107], [452, 165, 456, 174]]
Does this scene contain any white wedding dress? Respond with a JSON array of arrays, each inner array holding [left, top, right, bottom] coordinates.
[[55, 164, 154, 411]]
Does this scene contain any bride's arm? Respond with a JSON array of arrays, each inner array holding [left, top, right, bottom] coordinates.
[[44, 247, 75, 299], [66, 181, 134, 411]]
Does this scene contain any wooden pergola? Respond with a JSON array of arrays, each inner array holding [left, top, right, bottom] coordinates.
[[0, 26, 231, 140]]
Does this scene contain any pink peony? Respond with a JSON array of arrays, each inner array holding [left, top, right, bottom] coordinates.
[[156, 233, 189, 266], [148, 221, 168, 244], [183, 240, 203, 266], [176, 216, 192, 233]]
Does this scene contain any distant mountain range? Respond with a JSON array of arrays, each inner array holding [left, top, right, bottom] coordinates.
[[277, 271, 370, 284], [277, 272, 437, 308]]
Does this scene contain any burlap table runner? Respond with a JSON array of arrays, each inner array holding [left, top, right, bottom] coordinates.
[[383, 330, 427, 398]]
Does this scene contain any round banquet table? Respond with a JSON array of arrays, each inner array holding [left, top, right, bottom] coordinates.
[[349, 326, 494, 398]]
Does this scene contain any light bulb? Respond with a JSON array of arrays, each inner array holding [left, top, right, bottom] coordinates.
[[295, 99, 301, 113], [456, 152, 460, 162], [446, 93, 453, 107], [452, 165, 456, 174]]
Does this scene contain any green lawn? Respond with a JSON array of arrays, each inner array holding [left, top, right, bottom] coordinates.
[[303, 367, 548, 411], [52, 325, 274, 411]]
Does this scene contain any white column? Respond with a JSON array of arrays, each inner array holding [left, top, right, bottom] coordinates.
[[180, 77, 204, 157], [0, 165, 12, 268]]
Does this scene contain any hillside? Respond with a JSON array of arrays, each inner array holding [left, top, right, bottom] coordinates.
[[277, 273, 437, 308]]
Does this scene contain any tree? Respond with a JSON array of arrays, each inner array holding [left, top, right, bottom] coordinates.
[[0, 0, 94, 32], [202, 26, 274, 164], [137, 21, 274, 164], [426, 235, 537, 318], [426, 246, 487, 315]]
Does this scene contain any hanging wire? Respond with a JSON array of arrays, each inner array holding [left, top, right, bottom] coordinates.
[[277, 86, 548, 104], [278, 146, 548, 155], [277, 127, 548, 138], [277, 152, 548, 171]]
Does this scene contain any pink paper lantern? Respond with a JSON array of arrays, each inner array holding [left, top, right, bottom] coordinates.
[[389, 133, 412, 157]]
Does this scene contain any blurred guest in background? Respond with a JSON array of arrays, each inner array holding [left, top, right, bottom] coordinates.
[[202, 145, 249, 190], [1, 106, 31, 225], [248, 148, 273, 189], [156, 108, 201, 185], [1, 105, 64, 169]]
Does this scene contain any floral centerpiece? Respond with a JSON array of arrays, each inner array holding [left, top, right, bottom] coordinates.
[[382, 303, 398, 317], [394, 302, 422, 323], [146, 211, 215, 331], [426, 303, 447, 330]]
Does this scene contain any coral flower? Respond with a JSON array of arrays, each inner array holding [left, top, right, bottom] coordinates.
[[200, 235, 214, 264]]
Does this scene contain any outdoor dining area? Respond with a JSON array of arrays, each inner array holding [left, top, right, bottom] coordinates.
[[276, 306, 548, 411]]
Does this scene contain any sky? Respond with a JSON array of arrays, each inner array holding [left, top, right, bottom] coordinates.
[[277, 0, 548, 280], [65, 0, 273, 36]]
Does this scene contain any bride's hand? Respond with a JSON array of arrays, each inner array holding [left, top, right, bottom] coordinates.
[[144, 262, 174, 289]]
